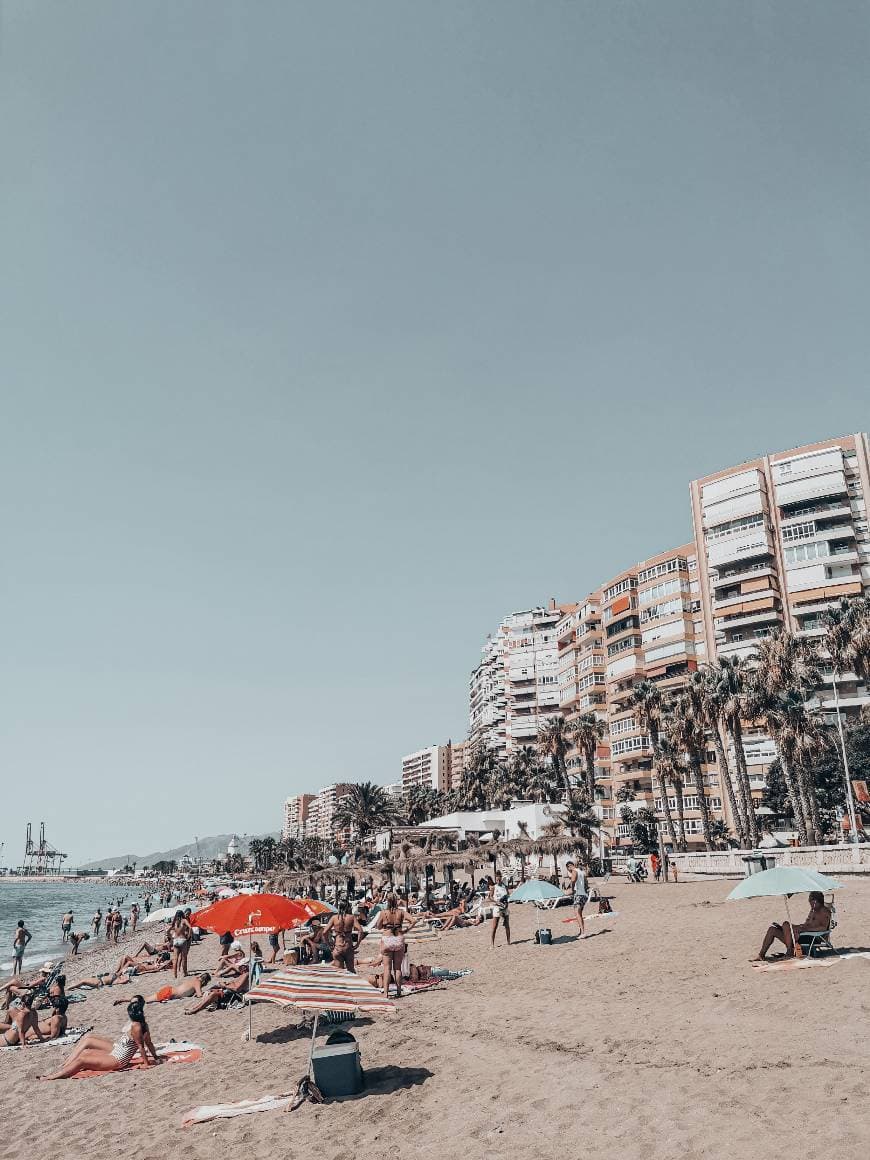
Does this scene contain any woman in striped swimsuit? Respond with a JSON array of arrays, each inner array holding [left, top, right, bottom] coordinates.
[[39, 997, 159, 1080]]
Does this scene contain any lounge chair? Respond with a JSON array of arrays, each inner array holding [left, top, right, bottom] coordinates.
[[797, 900, 837, 958]]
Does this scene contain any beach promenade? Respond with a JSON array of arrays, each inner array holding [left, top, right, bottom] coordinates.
[[2, 876, 868, 1160]]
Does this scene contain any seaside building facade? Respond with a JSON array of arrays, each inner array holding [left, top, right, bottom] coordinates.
[[469, 601, 576, 757], [402, 745, 452, 793], [282, 793, 316, 842]]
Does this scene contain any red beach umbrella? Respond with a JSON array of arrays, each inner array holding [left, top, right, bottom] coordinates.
[[190, 893, 310, 937]]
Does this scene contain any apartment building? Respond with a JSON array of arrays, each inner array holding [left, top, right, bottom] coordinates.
[[402, 745, 452, 793], [300, 783, 352, 844], [469, 601, 576, 757], [448, 739, 467, 790], [282, 793, 316, 841]]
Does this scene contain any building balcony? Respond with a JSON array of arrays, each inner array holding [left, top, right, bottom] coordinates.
[[707, 528, 775, 569]]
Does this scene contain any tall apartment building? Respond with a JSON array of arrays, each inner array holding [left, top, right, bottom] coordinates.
[[402, 745, 452, 793], [469, 601, 575, 756], [302, 783, 352, 844], [282, 793, 316, 841], [448, 739, 467, 789]]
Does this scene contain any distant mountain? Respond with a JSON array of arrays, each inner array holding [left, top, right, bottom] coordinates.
[[77, 831, 280, 871]]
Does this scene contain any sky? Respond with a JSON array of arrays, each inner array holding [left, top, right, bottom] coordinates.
[[1, 2, 869, 865]]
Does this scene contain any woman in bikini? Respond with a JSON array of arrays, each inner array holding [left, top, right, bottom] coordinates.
[[40, 996, 160, 1080], [320, 902, 366, 972], [31, 995, 68, 1042], [0, 994, 44, 1047], [374, 893, 419, 998], [168, 911, 192, 978]]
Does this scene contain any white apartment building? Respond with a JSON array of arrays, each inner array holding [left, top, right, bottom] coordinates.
[[282, 793, 316, 841], [469, 601, 575, 757], [402, 745, 451, 792], [300, 783, 351, 844]]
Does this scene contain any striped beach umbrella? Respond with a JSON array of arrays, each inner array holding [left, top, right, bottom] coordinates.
[[246, 965, 395, 1074]]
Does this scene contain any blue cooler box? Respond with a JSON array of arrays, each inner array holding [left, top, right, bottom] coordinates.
[[311, 1037, 363, 1098]]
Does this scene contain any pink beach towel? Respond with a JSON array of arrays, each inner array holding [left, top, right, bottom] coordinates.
[[71, 1042, 202, 1079]]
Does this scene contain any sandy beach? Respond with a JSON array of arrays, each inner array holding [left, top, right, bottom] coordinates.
[[2, 876, 869, 1160]]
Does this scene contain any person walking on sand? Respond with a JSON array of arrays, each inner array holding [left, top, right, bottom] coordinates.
[[130, 902, 140, 933], [12, 920, 32, 976], [566, 861, 589, 939], [488, 872, 511, 948], [61, 912, 74, 943], [92, 909, 102, 937]]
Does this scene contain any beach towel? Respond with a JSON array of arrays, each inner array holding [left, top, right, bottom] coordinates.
[[0, 1026, 92, 1052], [430, 968, 472, 980], [182, 1091, 294, 1126], [70, 1041, 202, 1079], [751, 951, 870, 974]]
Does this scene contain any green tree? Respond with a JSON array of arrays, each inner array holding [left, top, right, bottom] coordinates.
[[704, 657, 758, 848], [667, 692, 714, 851], [537, 716, 572, 796], [457, 743, 504, 810], [688, 667, 746, 847], [631, 679, 677, 846], [619, 806, 659, 854], [333, 782, 402, 841], [655, 733, 688, 852], [151, 859, 177, 875], [406, 784, 445, 824], [570, 712, 606, 801]]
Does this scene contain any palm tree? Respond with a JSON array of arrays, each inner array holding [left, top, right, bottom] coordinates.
[[248, 838, 265, 871], [824, 596, 870, 840], [277, 837, 298, 870], [656, 733, 688, 851], [667, 692, 714, 851], [406, 784, 445, 825], [570, 712, 606, 801], [631, 680, 676, 847], [559, 789, 597, 854], [333, 782, 401, 842], [458, 744, 500, 810], [759, 689, 828, 845], [749, 631, 823, 844], [705, 657, 758, 848], [259, 836, 277, 871], [690, 666, 747, 847], [537, 716, 572, 795], [508, 745, 560, 803]]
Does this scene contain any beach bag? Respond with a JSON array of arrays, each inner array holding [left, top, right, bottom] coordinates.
[[598, 897, 612, 915], [534, 928, 552, 945]]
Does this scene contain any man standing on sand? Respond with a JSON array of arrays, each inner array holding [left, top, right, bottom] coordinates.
[[92, 909, 102, 937], [61, 912, 74, 942], [565, 861, 589, 939], [130, 903, 140, 933]]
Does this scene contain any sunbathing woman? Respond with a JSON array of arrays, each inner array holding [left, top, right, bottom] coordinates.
[[320, 902, 366, 972], [115, 972, 211, 1005], [0, 994, 45, 1047], [374, 893, 420, 999], [39, 996, 160, 1080]]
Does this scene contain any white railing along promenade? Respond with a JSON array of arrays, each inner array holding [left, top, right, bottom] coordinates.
[[669, 843, 870, 879]]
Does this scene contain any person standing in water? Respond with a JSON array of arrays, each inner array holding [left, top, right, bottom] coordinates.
[[92, 909, 102, 936], [61, 913, 74, 943], [12, 921, 32, 976]]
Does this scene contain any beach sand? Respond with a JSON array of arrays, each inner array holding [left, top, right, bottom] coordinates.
[[3, 876, 869, 1160]]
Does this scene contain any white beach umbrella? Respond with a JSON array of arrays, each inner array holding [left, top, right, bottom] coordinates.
[[143, 906, 179, 924]]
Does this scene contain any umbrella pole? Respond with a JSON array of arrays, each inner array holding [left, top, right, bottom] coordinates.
[[784, 895, 803, 958], [307, 1012, 319, 1079]]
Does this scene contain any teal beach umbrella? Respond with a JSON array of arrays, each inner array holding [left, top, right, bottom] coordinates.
[[726, 867, 843, 901], [508, 879, 566, 903]]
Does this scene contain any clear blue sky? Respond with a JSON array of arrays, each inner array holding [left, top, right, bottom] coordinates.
[[1, 2, 868, 864]]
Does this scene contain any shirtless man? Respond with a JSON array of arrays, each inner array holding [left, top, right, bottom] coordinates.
[[69, 932, 90, 956], [61, 913, 74, 943], [185, 966, 250, 1013], [753, 891, 832, 961], [114, 972, 211, 1006], [566, 861, 590, 939]]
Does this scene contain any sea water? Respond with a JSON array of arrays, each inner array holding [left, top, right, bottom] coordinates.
[[0, 880, 149, 973]]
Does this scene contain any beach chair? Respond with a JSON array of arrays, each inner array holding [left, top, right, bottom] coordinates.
[[797, 900, 837, 958], [10, 963, 63, 1010]]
